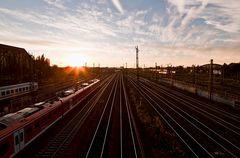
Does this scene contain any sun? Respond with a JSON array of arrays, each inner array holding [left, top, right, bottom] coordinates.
[[66, 53, 86, 67]]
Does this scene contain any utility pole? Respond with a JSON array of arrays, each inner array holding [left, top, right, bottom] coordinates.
[[222, 63, 226, 85], [209, 59, 213, 101], [135, 46, 140, 101], [98, 63, 100, 75], [192, 65, 196, 84], [192, 65, 197, 94], [92, 63, 95, 76], [125, 62, 127, 75], [135, 46, 139, 81], [30, 55, 36, 103], [170, 65, 173, 87], [155, 62, 157, 80]]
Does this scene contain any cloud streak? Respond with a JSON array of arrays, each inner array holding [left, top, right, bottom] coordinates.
[[43, 0, 65, 9], [0, 0, 239, 67], [111, 0, 124, 14]]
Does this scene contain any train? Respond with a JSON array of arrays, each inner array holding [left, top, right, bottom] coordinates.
[[0, 82, 38, 101], [0, 79, 99, 158]]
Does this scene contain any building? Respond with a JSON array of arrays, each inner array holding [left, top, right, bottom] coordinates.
[[0, 44, 36, 116], [0, 43, 34, 86]]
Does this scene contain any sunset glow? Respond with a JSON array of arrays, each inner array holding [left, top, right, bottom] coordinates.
[[65, 54, 86, 67], [0, 0, 239, 67]]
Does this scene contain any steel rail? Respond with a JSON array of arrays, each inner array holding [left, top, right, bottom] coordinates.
[[128, 77, 212, 158], [85, 76, 119, 158], [99, 77, 119, 158], [119, 74, 123, 158], [138, 78, 239, 157], [37, 74, 115, 157], [149, 82, 240, 135], [52, 75, 115, 157], [140, 78, 240, 135], [141, 77, 240, 122], [121, 74, 146, 158]]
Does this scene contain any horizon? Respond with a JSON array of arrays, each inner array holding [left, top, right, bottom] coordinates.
[[0, 0, 239, 67]]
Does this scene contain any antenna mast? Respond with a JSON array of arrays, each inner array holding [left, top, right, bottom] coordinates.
[[135, 46, 139, 80]]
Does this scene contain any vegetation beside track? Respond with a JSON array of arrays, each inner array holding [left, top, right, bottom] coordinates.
[[127, 84, 187, 157]]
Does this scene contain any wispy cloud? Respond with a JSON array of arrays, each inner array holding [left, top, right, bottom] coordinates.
[[43, 0, 65, 9], [167, 0, 185, 14], [0, 0, 239, 67]]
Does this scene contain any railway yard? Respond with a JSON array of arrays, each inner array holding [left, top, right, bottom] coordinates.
[[1, 1, 240, 157], [3, 71, 237, 158]]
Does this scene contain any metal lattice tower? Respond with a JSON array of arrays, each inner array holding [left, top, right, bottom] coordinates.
[[136, 46, 139, 69], [135, 46, 139, 80], [209, 59, 213, 100]]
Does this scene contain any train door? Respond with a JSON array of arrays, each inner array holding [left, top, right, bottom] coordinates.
[[14, 129, 24, 154]]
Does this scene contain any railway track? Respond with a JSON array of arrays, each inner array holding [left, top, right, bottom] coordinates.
[[35, 75, 115, 157], [17, 72, 145, 158], [141, 78, 240, 136], [128, 75, 240, 157], [82, 73, 145, 158], [121, 74, 145, 158]]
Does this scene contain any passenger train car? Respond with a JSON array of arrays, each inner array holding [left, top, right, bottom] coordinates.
[[0, 82, 38, 101], [0, 79, 99, 158]]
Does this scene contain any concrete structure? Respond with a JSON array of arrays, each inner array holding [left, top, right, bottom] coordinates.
[[159, 78, 240, 109]]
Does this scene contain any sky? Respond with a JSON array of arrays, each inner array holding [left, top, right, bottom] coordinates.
[[0, 0, 239, 67]]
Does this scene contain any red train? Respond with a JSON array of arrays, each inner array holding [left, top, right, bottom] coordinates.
[[0, 79, 99, 158]]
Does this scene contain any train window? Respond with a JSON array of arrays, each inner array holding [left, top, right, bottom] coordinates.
[[15, 135, 19, 145], [0, 123, 7, 130], [0, 143, 9, 156], [15, 89, 18, 93], [11, 90, 14, 93], [20, 133, 23, 142], [23, 88, 25, 91], [6, 90, 10, 95], [1, 91, 5, 96], [26, 87, 29, 90], [19, 88, 22, 92]]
